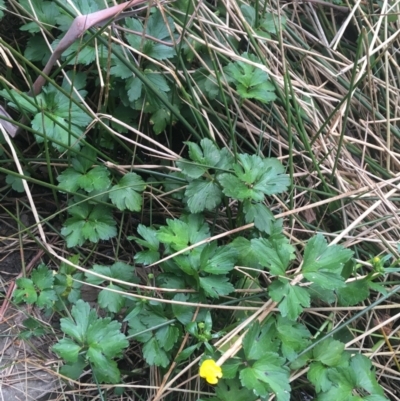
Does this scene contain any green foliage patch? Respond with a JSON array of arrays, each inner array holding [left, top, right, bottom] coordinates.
[[2, 0, 392, 399]]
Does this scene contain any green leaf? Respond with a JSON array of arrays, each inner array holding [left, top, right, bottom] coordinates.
[[307, 362, 332, 393], [216, 379, 258, 401], [243, 201, 275, 233], [0, 89, 38, 114], [199, 275, 235, 298], [188, 138, 221, 166], [303, 235, 353, 281], [176, 344, 199, 362], [52, 338, 81, 363], [61, 40, 96, 65], [203, 73, 220, 100], [146, 9, 174, 40], [19, 0, 60, 33], [30, 264, 53, 290], [313, 339, 345, 367], [59, 300, 92, 342], [87, 347, 121, 383], [85, 262, 136, 285], [317, 382, 354, 401], [336, 279, 370, 306], [185, 179, 223, 213], [124, 10, 176, 60], [134, 250, 160, 265], [156, 273, 186, 289], [156, 324, 179, 351], [24, 36, 51, 64], [220, 154, 289, 201], [98, 284, 126, 313], [146, 72, 170, 92], [351, 354, 385, 395], [162, 171, 186, 200], [0, 0, 5, 20], [240, 4, 256, 26], [177, 138, 222, 179], [224, 53, 276, 103], [133, 226, 160, 264], [86, 318, 128, 358], [240, 367, 269, 398], [240, 354, 290, 401], [6, 170, 31, 193], [14, 278, 37, 304], [242, 321, 278, 361], [177, 159, 207, 179], [269, 279, 310, 320], [109, 172, 146, 211], [172, 294, 195, 324], [36, 289, 57, 308], [54, 270, 82, 303], [221, 361, 242, 380], [230, 237, 262, 268], [327, 366, 358, 390], [143, 337, 170, 367], [252, 237, 295, 275], [276, 316, 311, 361], [307, 283, 336, 304], [29, 73, 91, 151], [70, 146, 96, 173], [127, 316, 153, 343], [134, 224, 159, 250], [150, 108, 171, 134], [61, 203, 117, 247], [110, 56, 134, 79], [200, 245, 237, 275], [219, 174, 253, 199], [157, 218, 190, 251], [56, 168, 81, 192], [185, 214, 210, 244], [76, 166, 111, 193], [126, 76, 143, 102], [59, 357, 86, 380], [290, 350, 313, 370], [260, 13, 287, 34]]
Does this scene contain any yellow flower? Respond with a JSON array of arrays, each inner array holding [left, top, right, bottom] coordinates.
[[199, 359, 222, 384]]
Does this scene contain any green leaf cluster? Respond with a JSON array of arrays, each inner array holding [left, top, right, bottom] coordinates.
[[238, 319, 310, 401], [307, 339, 388, 400], [224, 53, 276, 103], [125, 303, 180, 368], [61, 202, 117, 247], [1, 72, 91, 151], [240, 5, 287, 38], [268, 234, 353, 320], [57, 146, 111, 193], [85, 261, 139, 313], [53, 299, 128, 383], [124, 10, 176, 61], [14, 263, 57, 308], [57, 146, 145, 247], [174, 139, 290, 234], [134, 214, 238, 299], [109, 9, 177, 134]]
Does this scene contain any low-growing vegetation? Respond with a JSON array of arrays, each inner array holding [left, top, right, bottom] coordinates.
[[1, 0, 400, 400]]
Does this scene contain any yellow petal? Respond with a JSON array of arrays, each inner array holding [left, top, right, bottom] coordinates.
[[199, 359, 223, 384]]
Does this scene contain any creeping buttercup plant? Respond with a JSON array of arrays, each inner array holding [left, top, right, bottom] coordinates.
[[3, 0, 392, 399], [12, 141, 389, 397]]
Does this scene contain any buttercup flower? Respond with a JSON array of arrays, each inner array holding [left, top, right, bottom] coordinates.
[[199, 359, 222, 384]]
